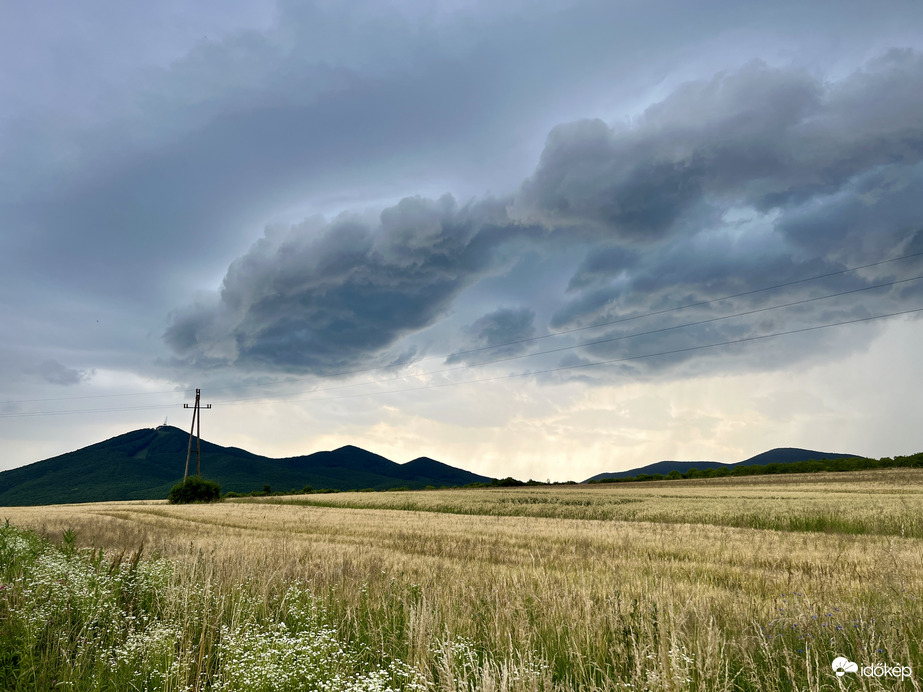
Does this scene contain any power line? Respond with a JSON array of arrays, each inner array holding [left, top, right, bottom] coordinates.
[[231, 306, 923, 406], [4, 303, 917, 417], [204, 272, 923, 405], [200, 250, 923, 386], [3, 249, 921, 407], [442, 249, 923, 359]]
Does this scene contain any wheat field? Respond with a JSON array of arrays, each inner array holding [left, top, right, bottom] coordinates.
[[2, 469, 922, 691]]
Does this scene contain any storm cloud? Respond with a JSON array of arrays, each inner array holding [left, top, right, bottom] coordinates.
[[522, 54, 923, 377], [445, 307, 537, 365], [517, 52, 923, 245], [166, 53, 923, 381], [165, 195, 535, 374]]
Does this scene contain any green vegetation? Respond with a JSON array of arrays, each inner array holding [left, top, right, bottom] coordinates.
[[0, 522, 423, 691], [589, 451, 923, 484], [224, 487, 345, 499], [0, 427, 491, 506], [233, 453, 922, 497], [167, 477, 222, 504]]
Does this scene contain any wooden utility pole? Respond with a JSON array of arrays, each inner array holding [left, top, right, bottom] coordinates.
[[183, 389, 212, 480]]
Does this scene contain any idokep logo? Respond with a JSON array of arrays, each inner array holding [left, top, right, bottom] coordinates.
[[832, 655, 913, 681], [831, 657, 858, 677]]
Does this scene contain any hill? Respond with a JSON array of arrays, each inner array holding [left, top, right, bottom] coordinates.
[[583, 447, 861, 482], [0, 427, 492, 506]]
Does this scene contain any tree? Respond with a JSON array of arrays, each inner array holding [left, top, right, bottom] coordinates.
[[168, 477, 221, 504]]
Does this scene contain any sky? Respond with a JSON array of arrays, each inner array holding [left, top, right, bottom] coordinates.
[[2, 0, 923, 482]]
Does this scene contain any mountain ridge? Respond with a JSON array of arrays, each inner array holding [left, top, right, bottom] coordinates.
[[583, 447, 861, 482], [0, 426, 492, 506]]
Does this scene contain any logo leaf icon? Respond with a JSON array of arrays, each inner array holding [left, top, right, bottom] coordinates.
[[832, 656, 859, 676]]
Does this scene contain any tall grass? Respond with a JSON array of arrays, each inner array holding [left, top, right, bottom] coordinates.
[[2, 470, 922, 690], [0, 522, 426, 691]]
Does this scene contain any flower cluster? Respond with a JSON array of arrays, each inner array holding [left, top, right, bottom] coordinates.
[[214, 621, 425, 692], [0, 524, 428, 691]]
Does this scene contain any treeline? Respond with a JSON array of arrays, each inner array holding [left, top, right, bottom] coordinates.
[[588, 452, 923, 484], [222, 454, 923, 498], [464, 477, 578, 488], [226, 483, 480, 498], [224, 477, 579, 498], [225, 484, 347, 498]]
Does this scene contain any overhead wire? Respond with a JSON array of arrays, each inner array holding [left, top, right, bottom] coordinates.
[[437, 249, 923, 358], [252, 305, 923, 405], [3, 299, 921, 417], [6, 303, 918, 417], [3, 249, 922, 407], [196, 272, 923, 406]]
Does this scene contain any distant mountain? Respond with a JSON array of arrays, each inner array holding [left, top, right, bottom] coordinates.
[[0, 427, 493, 506], [583, 447, 861, 482]]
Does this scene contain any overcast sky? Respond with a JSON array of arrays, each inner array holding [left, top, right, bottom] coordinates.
[[2, 0, 922, 482]]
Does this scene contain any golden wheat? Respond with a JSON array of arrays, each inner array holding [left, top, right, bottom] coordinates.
[[2, 469, 921, 690]]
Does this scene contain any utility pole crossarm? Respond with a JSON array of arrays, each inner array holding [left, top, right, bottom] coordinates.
[[182, 389, 212, 481]]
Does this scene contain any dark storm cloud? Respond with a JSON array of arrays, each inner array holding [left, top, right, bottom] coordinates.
[[165, 52, 923, 381], [546, 238, 921, 380], [165, 195, 536, 374], [536, 53, 923, 347], [13, 0, 870, 308], [445, 307, 536, 365], [516, 117, 714, 242], [4, 0, 613, 390], [776, 163, 923, 262], [4, 0, 921, 395], [516, 52, 923, 244]]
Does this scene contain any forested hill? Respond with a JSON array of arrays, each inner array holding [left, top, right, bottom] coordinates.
[[0, 426, 492, 506], [584, 447, 862, 482]]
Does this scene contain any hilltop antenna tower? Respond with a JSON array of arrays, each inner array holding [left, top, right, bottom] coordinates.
[[183, 389, 212, 480]]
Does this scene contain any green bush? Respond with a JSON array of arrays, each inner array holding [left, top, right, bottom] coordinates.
[[167, 476, 221, 504], [493, 477, 526, 487]]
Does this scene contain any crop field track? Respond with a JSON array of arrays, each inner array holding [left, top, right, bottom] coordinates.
[[1, 468, 922, 691]]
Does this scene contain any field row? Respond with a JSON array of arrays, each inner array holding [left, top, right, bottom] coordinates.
[[2, 470, 922, 690], [248, 468, 923, 537]]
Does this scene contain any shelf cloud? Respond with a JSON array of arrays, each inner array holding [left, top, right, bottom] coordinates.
[[165, 54, 923, 380]]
